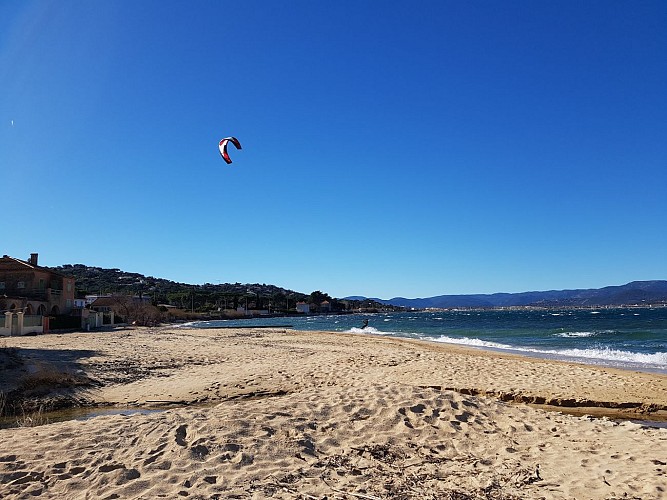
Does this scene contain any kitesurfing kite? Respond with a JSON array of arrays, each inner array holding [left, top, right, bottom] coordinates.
[[218, 136, 242, 164]]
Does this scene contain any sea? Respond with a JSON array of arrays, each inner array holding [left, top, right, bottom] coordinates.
[[188, 307, 667, 375]]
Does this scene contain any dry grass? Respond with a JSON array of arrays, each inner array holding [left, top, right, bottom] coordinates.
[[0, 357, 94, 425], [18, 362, 92, 395], [13, 404, 49, 428], [0, 391, 50, 427]]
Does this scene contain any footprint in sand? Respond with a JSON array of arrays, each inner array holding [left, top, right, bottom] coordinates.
[[99, 463, 126, 473], [219, 442, 249, 464], [399, 404, 431, 429], [409, 403, 427, 414], [142, 442, 168, 464], [454, 411, 473, 423], [223, 443, 241, 453], [190, 444, 210, 460], [175, 424, 187, 446], [4, 470, 45, 486], [143, 444, 170, 468]]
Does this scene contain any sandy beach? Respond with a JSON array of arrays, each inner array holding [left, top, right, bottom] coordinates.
[[1, 325, 666, 499]]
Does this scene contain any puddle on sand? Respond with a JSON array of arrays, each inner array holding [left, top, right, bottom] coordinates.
[[0, 407, 164, 429], [1, 392, 289, 429], [626, 419, 667, 429]]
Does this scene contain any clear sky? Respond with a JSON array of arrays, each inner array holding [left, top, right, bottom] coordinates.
[[1, 1, 666, 299]]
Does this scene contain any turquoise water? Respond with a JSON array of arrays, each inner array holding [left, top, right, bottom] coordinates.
[[189, 307, 667, 374]]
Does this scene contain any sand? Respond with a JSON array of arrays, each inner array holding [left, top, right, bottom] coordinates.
[[1, 325, 666, 499]]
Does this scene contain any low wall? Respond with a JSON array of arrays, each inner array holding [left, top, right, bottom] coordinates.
[[22, 314, 44, 334], [0, 312, 44, 336], [1, 312, 12, 336]]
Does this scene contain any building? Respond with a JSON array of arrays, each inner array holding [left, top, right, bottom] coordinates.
[[296, 301, 310, 314], [84, 294, 151, 307], [0, 253, 75, 316]]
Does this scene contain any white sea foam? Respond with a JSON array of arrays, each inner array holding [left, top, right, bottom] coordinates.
[[555, 331, 599, 338], [432, 335, 514, 350], [556, 329, 617, 338], [426, 333, 667, 371], [177, 321, 200, 328], [354, 329, 659, 368], [525, 346, 667, 368], [347, 326, 393, 335]]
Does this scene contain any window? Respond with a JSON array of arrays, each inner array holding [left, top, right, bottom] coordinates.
[[0, 282, 4, 290], [17, 281, 25, 289]]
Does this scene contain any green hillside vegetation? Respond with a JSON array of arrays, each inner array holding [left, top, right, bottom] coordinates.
[[50, 264, 394, 317]]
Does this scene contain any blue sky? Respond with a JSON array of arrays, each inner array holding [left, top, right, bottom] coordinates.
[[1, 1, 666, 299]]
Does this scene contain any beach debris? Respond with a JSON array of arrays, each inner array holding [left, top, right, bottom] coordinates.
[[322, 478, 382, 500], [218, 136, 242, 164]]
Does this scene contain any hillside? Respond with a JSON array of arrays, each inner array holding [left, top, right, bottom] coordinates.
[[49, 264, 393, 313], [51, 264, 310, 312], [367, 281, 667, 309]]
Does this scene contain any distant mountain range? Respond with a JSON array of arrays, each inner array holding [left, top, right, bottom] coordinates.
[[346, 281, 667, 309]]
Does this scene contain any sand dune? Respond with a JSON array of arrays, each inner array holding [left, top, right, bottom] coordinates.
[[1, 326, 666, 499]]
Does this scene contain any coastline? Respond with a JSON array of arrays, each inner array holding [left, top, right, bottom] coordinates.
[[1, 326, 666, 499], [191, 306, 667, 376], [422, 337, 667, 378]]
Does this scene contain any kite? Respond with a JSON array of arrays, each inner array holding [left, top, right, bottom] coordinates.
[[218, 136, 242, 164]]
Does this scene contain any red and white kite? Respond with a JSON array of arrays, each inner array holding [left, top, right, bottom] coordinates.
[[218, 136, 242, 164]]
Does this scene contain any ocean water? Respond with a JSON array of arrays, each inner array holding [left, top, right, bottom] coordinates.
[[188, 307, 667, 374]]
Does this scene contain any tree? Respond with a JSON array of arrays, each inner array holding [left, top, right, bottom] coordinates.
[[110, 295, 163, 326], [309, 290, 332, 305]]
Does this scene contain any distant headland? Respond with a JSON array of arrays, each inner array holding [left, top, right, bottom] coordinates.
[[349, 280, 667, 309]]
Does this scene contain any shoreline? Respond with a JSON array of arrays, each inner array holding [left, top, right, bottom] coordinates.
[[2, 326, 667, 421], [190, 307, 667, 376], [1, 326, 666, 499], [453, 342, 667, 377]]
